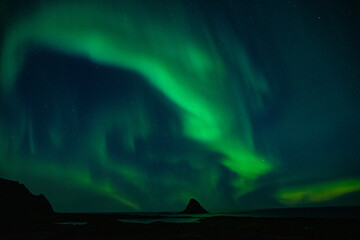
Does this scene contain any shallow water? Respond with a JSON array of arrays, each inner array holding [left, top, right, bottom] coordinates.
[[118, 206, 360, 222], [118, 217, 200, 224], [54, 206, 360, 225], [57, 222, 88, 225]]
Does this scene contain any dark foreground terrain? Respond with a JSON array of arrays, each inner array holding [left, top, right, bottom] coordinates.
[[1, 177, 359, 239], [1, 213, 360, 240]]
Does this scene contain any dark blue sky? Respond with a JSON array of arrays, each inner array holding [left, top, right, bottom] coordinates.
[[0, 0, 359, 212]]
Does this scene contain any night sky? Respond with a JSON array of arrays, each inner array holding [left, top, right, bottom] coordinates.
[[1, 0, 359, 212]]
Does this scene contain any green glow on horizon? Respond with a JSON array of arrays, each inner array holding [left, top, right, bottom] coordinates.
[[0, 155, 140, 211], [0, 0, 273, 211], [276, 179, 360, 205]]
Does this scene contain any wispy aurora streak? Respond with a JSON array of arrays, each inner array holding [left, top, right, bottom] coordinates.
[[0, 0, 271, 211], [277, 179, 360, 205]]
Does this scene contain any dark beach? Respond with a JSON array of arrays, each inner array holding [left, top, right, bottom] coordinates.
[[2, 210, 360, 239]]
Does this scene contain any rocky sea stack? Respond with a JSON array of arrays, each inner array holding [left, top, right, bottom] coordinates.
[[181, 198, 208, 214], [0, 177, 54, 221]]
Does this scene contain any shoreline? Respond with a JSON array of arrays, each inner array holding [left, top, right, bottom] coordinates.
[[1, 214, 360, 239]]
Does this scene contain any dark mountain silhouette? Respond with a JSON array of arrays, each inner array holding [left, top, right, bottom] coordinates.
[[0, 177, 53, 221], [181, 198, 208, 214]]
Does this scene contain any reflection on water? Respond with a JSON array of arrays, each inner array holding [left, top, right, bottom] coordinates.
[[117, 213, 242, 224], [117, 213, 249, 224], [118, 217, 200, 224], [118, 207, 360, 223], [54, 207, 360, 226], [57, 222, 88, 225]]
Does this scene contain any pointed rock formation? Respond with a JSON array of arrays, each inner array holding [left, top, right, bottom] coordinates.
[[181, 198, 208, 214], [0, 177, 54, 221]]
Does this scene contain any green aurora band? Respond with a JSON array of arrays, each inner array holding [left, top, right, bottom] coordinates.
[[0, 0, 271, 211], [1, 0, 359, 211], [277, 179, 360, 206]]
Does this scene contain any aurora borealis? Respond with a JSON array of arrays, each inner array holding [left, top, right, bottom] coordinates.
[[1, 0, 359, 212]]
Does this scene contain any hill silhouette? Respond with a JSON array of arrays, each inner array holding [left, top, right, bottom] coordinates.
[[181, 198, 208, 214], [0, 177, 53, 222]]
